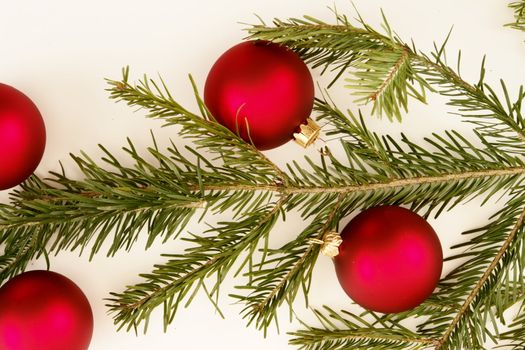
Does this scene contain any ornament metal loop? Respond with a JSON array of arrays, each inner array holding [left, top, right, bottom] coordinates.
[[294, 118, 321, 148], [308, 231, 342, 257]]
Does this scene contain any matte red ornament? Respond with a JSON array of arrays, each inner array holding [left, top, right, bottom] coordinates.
[[0, 83, 46, 190], [334, 206, 443, 313], [0, 270, 93, 350], [204, 40, 317, 150]]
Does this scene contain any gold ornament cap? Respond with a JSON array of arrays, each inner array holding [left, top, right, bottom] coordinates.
[[293, 118, 320, 148], [309, 231, 343, 258]]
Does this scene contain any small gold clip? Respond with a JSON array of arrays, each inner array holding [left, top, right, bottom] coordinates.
[[293, 118, 321, 148]]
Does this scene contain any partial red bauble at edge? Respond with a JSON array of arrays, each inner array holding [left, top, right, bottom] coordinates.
[[204, 40, 315, 150], [0, 83, 46, 190], [0, 270, 93, 350], [334, 206, 443, 313]]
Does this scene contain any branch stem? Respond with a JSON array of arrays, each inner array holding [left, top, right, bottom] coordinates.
[[252, 193, 346, 313], [3, 167, 522, 232], [115, 194, 289, 314], [435, 205, 525, 348], [204, 167, 525, 194], [369, 46, 410, 101], [293, 330, 439, 346]]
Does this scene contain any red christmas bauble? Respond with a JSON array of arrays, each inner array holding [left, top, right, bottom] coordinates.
[[0, 270, 93, 350], [204, 40, 315, 150], [0, 83, 46, 190], [334, 206, 443, 313]]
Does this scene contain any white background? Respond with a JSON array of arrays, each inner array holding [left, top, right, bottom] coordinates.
[[0, 1, 524, 349]]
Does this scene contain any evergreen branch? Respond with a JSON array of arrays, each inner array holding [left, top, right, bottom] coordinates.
[[415, 55, 525, 153], [346, 41, 425, 121], [432, 193, 525, 349], [232, 193, 346, 333], [350, 160, 525, 348], [439, 210, 525, 346], [246, 9, 525, 348], [367, 46, 410, 102], [107, 194, 288, 332], [105, 144, 525, 333], [248, 13, 429, 121], [293, 195, 525, 350], [106, 68, 290, 185], [289, 306, 438, 350], [297, 99, 525, 216], [436, 206, 525, 348], [507, 1, 525, 32], [412, 188, 525, 349], [2, 87, 523, 295], [247, 12, 525, 152], [0, 70, 296, 284], [231, 132, 525, 334], [2, 116, 523, 287], [0, 136, 282, 284], [195, 169, 525, 195]]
